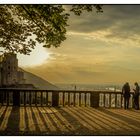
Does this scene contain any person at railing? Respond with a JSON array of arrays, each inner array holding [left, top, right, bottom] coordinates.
[[122, 82, 130, 109], [133, 82, 139, 110]]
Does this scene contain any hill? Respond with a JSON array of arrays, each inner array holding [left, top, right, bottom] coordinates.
[[19, 68, 58, 90]]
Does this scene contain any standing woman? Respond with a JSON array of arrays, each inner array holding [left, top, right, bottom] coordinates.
[[122, 82, 131, 109], [133, 82, 139, 110]]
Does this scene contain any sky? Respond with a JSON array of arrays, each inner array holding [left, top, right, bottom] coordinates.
[[18, 5, 140, 85]]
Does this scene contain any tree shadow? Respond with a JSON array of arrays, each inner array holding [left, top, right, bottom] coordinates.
[[5, 107, 20, 135], [99, 108, 140, 130]]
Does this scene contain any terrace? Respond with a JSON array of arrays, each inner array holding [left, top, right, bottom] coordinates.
[[0, 89, 140, 136]]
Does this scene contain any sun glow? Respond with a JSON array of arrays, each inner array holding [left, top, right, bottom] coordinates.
[[17, 44, 50, 67]]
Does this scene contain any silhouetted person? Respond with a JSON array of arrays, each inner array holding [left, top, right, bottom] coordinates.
[[133, 82, 139, 110], [122, 82, 130, 109]]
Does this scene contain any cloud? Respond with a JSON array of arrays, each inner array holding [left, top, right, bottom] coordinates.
[[66, 5, 140, 47], [25, 60, 140, 84], [68, 5, 140, 32], [21, 5, 140, 84]]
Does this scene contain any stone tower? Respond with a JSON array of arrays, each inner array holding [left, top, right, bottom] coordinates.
[[0, 53, 25, 86]]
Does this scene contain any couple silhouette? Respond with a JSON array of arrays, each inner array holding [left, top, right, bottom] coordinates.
[[122, 82, 139, 110]]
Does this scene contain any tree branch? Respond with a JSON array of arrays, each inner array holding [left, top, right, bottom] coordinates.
[[21, 5, 46, 32]]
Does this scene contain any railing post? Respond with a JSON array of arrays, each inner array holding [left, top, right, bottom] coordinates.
[[0, 90, 4, 105], [52, 91, 59, 107], [7, 91, 9, 106], [90, 92, 99, 108], [13, 90, 20, 106]]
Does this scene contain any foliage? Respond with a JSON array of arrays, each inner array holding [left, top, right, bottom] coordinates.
[[70, 5, 103, 15], [0, 5, 103, 55]]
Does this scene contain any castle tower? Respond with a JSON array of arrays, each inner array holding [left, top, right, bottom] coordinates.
[[1, 53, 18, 86]]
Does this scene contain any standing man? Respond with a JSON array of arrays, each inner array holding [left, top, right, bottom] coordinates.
[[133, 82, 139, 110], [122, 82, 131, 109]]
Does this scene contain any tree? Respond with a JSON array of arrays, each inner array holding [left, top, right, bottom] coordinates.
[[0, 5, 103, 55]]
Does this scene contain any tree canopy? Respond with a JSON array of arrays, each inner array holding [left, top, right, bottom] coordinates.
[[0, 5, 103, 55]]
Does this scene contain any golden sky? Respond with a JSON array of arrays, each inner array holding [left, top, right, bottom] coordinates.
[[18, 5, 140, 84]]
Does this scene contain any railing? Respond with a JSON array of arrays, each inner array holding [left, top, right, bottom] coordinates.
[[0, 89, 136, 108]]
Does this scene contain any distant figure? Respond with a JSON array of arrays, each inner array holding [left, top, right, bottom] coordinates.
[[133, 82, 139, 110], [122, 82, 130, 109]]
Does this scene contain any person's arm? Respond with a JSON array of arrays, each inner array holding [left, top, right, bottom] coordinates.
[[133, 89, 136, 92], [132, 89, 135, 97]]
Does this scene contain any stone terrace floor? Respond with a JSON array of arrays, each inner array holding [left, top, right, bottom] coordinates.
[[0, 106, 140, 136]]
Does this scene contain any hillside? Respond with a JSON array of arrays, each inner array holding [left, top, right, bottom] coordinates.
[[19, 68, 58, 90]]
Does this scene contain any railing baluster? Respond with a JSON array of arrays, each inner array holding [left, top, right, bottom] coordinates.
[[90, 92, 93, 107], [115, 94, 117, 108], [46, 92, 48, 106], [63, 92, 65, 106], [89, 93, 91, 106], [103, 93, 106, 107], [121, 94, 123, 108], [32, 91, 34, 105], [73, 92, 76, 106], [35, 91, 37, 106], [87, 93, 89, 106], [29, 91, 31, 106], [24, 91, 26, 106], [41, 91, 43, 106], [68, 93, 70, 106], [19, 92, 22, 106], [85, 93, 87, 107], [79, 93, 81, 107], [109, 94, 111, 108]]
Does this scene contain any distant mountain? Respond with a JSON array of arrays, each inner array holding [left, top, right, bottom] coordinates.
[[19, 68, 59, 90]]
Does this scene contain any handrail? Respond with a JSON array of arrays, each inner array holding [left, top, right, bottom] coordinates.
[[0, 88, 134, 94]]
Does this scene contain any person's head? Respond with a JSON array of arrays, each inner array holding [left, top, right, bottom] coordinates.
[[134, 82, 138, 86], [126, 82, 129, 85]]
